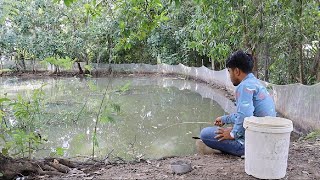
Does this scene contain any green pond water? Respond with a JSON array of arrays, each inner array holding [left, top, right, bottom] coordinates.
[[0, 76, 231, 160]]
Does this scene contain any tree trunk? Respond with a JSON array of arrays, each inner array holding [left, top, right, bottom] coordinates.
[[108, 35, 113, 64], [13, 55, 21, 71], [0, 56, 3, 70], [84, 57, 90, 74], [312, 49, 320, 83], [298, 0, 305, 84], [21, 54, 26, 72], [288, 57, 295, 84], [32, 58, 36, 73], [264, 43, 270, 82], [241, 1, 250, 51], [241, 0, 259, 77], [252, 51, 258, 78], [317, 62, 320, 83], [241, 0, 248, 48], [211, 58, 215, 70], [255, 0, 265, 79], [97, 51, 102, 64], [77, 62, 84, 74], [53, 65, 58, 74]]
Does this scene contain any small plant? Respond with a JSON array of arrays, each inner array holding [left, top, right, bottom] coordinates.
[[0, 97, 10, 120], [84, 65, 93, 72], [91, 81, 130, 159], [304, 129, 320, 140], [1, 78, 131, 160], [43, 56, 76, 74], [0, 69, 12, 74], [0, 86, 48, 159], [50, 147, 66, 157]]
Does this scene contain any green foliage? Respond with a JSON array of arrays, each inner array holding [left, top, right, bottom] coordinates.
[[0, 0, 319, 84], [43, 56, 76, 70], [49, 147, 65, 157], [0, 78, 131, 159], [64, 0, 77, 7], [0, 86, 55, 157], [91, 82, 130, 158], [84, 64, 93, 73], [118, 82, 131, 93], [170, 0, 181, 7], [87, 80, 97, 91], [84, 1, 102, 18], [53, 0, 77, 7], [55, 147, 65, 156], [0, 69, 12, 73], [304, 129, 320, 140], [114, 0, 169, 54], [0, 97, 10, 104], [12, 86, 45, 129], [0, 96, 10, 154], [56, 57, 76, 70], [0, 109, 4, 120], [187, 0, 237, 66], [92, 132, 98, 148], [0, 86, 48, 158]]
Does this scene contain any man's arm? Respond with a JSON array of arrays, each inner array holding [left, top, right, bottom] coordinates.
[[221, 113, 237, 124], [231, 84, 255, 139]]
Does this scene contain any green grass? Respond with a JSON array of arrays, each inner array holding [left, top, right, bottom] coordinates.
[[0, 69, 12, 73], [304, 129, 320, 140]]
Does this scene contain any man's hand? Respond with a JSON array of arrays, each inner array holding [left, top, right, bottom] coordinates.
[[214, 127, 234, 141], [214, 116, 225, 127]]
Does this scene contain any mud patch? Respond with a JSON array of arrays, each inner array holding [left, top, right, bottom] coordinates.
[[32, 138, 320, 180]]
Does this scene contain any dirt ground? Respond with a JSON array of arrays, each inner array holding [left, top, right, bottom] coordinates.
[[31, 136, 319, 180], [1, 71, 319, 179]]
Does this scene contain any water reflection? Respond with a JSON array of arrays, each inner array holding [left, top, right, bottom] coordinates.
[[0, 76, 234, 159]]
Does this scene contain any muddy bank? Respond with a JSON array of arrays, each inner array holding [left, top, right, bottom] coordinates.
[[25, 137, 320, 179], [1, 136, 319, 179]]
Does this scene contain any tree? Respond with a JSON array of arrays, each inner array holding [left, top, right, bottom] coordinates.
[[0, 0, 319, 84]]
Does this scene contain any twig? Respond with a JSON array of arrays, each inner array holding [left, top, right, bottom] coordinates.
[[92, 72, 114, 159], [92, 90, 107, 159], [74, 101, 87, 123], [129, 135, 137, 156], [115, 156, 126, 164], [35, 163, 44, 172], [155, 155, 178, 161], [104, 149, 114, 160]]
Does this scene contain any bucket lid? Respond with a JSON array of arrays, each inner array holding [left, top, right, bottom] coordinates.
[[243, 116, 293, 133]]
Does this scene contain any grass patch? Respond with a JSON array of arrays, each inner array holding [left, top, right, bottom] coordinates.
[[0, 69, 12, 73], [304, 129, 320, 140]]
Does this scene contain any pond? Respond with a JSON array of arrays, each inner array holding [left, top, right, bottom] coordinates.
[[0, 76, 234, 160]]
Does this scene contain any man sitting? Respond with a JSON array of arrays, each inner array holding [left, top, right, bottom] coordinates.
[[198, 50, 276, 156]]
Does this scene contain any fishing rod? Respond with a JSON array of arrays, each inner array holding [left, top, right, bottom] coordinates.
[[155, 121, 212, 135]]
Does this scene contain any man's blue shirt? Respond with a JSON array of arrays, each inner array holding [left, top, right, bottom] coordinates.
[[221, 73, 276, 144]]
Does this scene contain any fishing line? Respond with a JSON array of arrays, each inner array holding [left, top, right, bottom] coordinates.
[[155, 121, 211, 135]]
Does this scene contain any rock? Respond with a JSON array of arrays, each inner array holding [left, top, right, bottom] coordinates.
[[170, 160, 192, 175]]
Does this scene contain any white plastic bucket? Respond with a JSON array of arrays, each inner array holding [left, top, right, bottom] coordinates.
[[243, 116, 293, 179]]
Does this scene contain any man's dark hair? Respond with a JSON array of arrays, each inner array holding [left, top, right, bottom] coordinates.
[[226, 50, 254, 73]]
